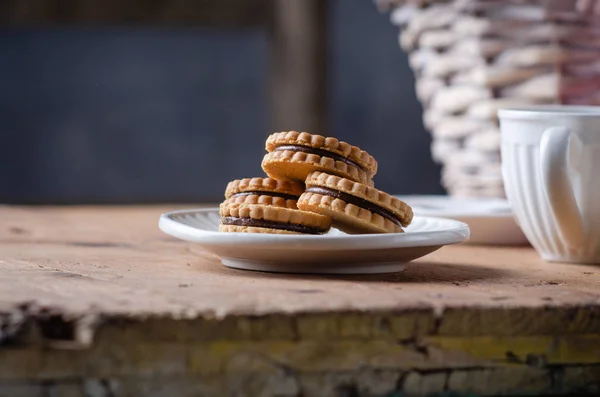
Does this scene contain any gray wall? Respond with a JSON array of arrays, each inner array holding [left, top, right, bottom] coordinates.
[[0, 0, 443, 204]]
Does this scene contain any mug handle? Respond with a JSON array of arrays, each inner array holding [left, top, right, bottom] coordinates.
[[539, 126, 586, 249]]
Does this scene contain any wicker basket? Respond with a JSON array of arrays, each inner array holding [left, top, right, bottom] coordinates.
[[377, 0, 600, 197]]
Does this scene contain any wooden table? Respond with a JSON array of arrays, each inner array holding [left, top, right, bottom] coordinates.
[[1, 206, 599, 397]]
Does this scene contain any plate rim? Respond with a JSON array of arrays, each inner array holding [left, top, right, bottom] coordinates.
[[158, 207, 471, 250], [393, 194, 515, 219]]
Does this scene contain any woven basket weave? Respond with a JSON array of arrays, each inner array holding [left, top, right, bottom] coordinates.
[[378, 0, 600, 198]]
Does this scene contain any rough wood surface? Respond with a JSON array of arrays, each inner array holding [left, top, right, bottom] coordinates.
[[2, 205, 599, 319], [1, 205, 599, 396]]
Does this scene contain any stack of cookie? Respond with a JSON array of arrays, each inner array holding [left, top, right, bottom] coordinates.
[[219, 131, 413, 235]]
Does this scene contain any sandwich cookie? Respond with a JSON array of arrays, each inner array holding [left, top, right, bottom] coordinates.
[[297, 172, 413, 234], [224, 177, 303, 209], [262, 131, 377, 185], [220, 202, 331, 235]]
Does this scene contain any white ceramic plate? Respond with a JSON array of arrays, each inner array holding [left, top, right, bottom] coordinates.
[[158, 208, 470, 274], [395, 195, 529, 246]]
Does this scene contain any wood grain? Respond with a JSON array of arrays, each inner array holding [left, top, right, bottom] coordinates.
[[1, 205, 600, 396], [1, 205, 600, 326]]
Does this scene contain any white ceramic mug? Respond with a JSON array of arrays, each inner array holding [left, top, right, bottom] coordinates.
[[498, 105, 600, 264]]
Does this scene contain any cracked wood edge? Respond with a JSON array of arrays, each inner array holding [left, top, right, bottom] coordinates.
[[1, 333, 600, 394], [1, 206, 600, 339], [1, 206, 600, 394], [1, 365, 599, 397]]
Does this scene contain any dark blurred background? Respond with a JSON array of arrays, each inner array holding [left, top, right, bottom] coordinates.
[[0, 0, 444, 204]]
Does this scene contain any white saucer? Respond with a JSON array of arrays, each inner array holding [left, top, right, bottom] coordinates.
[[395, 195, 529, 246], [158, 208, 470, 274]]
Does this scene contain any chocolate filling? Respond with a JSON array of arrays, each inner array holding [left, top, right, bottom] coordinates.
[[305, 186, 403, 227], [274, 144, 366, 173], [230, 191, 299, 201], [221, 216, 327, 234]]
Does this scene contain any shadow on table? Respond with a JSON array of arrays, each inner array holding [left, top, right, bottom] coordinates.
[[217, 261, 512, 284]]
